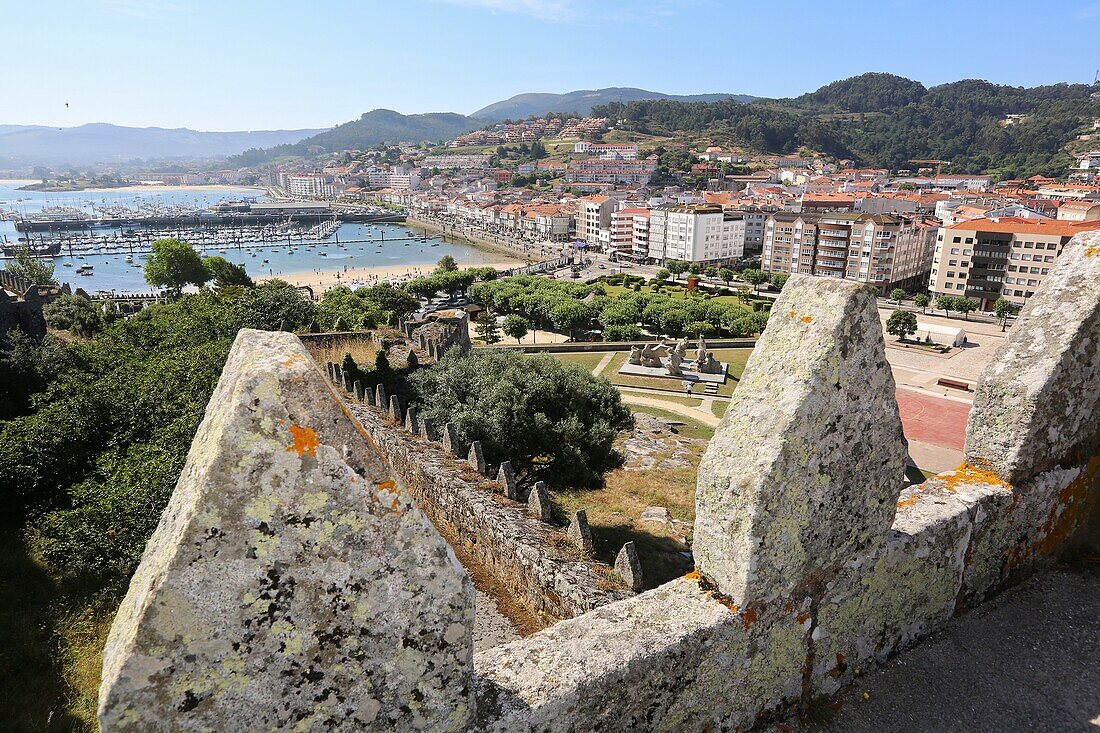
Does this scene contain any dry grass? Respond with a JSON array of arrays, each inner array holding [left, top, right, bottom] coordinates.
[[546, 352, 608, 372], [554, 438, 706, 589], [301, 334, 380, 369]]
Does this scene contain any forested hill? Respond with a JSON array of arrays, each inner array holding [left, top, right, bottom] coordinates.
[[593, 73, 1100, 178], [227, 110, 480, 166]]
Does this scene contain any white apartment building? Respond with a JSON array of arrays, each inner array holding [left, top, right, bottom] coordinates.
[[422, 154, 491, 170], [572, 142, 639, 159], [283, 174, 333, 199], [656, 204, 746, 265]]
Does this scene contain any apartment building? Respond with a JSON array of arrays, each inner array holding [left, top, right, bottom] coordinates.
[[609, 208, 649, 260], [283, 174, 333, 199], [575, 195, 615, 246], [572, 142, 639, 159], [763, 212, 937, 293], [928, 217, 1100, 309], [422, 154, 491, 170], [565, 156, 658, 185], [644, 204, 746, 265]]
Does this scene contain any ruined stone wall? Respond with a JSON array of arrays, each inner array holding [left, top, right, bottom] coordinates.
[[346, 398, 630, 624], [99, 233, 1100, 732]]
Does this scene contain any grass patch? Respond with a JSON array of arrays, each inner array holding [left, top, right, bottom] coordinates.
[[301, 333, 380, 370], [545, 352, 607, 372], [0, 527, 112, 732], [710, 400, 729, 418]]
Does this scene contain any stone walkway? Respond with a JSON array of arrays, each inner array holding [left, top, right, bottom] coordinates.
[[591, 351, 616, 376], [813, 567, 1100, 733]]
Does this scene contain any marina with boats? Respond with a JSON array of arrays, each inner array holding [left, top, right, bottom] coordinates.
[[0, 183, 509, 295]]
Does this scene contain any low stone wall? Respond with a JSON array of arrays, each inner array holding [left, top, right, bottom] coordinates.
[[346, 401, 630, 624], [98, 233, 1100, 732]]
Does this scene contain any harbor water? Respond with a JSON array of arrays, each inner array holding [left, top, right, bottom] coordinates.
[[0, 181, 508, 294]]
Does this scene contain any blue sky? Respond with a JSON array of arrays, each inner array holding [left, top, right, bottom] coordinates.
[[7, 0, 1100, 130]]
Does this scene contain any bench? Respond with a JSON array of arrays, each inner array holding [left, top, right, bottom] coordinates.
[[937, 377, 970, 391]]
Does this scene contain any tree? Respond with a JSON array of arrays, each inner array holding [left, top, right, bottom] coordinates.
[[474, 312, 501, 344], [688, 262, 702, 275], [886, 309, 918, 341], [913, 293, 930, 314], [359, 282, 420, 324], [770, 273, 789, 291], [6, 246, 57, 286], [934, 294, 955, 316], [994, 297, 1018, 331], [742, 269, 768, 293], [410, 350, 633, 488], [719, 267, 735, 286], [889, 288, 907, 305], [603, 324, 643, 341], [436, 255, 458, 273], [43, 294, 101, 337], [144, 238, 211, 294], [655, 268, 671, 282], [705, 266, 719, 279], [952, 296, 978, 320], [502, 314, 529, 344], [203, 256, 253, 288], [666, 260, 689, 281]]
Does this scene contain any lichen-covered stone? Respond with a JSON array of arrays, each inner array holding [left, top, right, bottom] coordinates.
[[497, 461, 518, 500], [365, 383, 377, 407], [353, 379, 365, 402], [98, 330, 474, 732], [375, 382, 387, 409], [528, 481, 551, 522], [695, 275, 908, 601], [469, 440, 488, 475], [389, 393, 402, 422], [614, 542, 643, 592], [966, 231, 1100, 484], [567, 510, 594, 557], [342, 372, 353, 392], [405, 405, 420, 435], [475, 578, 807, 732], [443, 422, 461, 456]]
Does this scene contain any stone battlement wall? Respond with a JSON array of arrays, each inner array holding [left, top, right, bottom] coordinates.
[[98, 233, 1100, 731], [346, 398, 630, 624]]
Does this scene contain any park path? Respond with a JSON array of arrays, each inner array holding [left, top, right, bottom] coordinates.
[[617, 390, 721, 428], [591, 352, 616, 377]]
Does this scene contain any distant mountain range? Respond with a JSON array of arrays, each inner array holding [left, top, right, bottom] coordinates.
[[471, 87, 758, 121], [0, 124, 325, 167]]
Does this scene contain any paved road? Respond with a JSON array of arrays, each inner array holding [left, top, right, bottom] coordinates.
[[816, 568, 1100, 733]]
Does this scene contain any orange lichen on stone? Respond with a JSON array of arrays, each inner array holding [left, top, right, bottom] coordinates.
[[896, 497, 918, 509], [281, 354, 303, 366], [788, 310, 797, 318], [1010, 457, 1099, 569], [800, 315, 814, 324], [941, 461, 1012, 493], [796, 611, 810, 624], [1085, 246, 1097, 258], [684, 570, 702, 582], [287, 425, 320, 458], [378, 480, 397, 491], [741, 607, 758, 630]]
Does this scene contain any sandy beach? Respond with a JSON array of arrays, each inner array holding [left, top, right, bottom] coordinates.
[[262, 259, 523, 292]]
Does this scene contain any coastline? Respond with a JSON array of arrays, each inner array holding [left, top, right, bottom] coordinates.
[[16, 184, 267, 194], [406, 215, 562, 263], [260, 258, 523, 293]]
